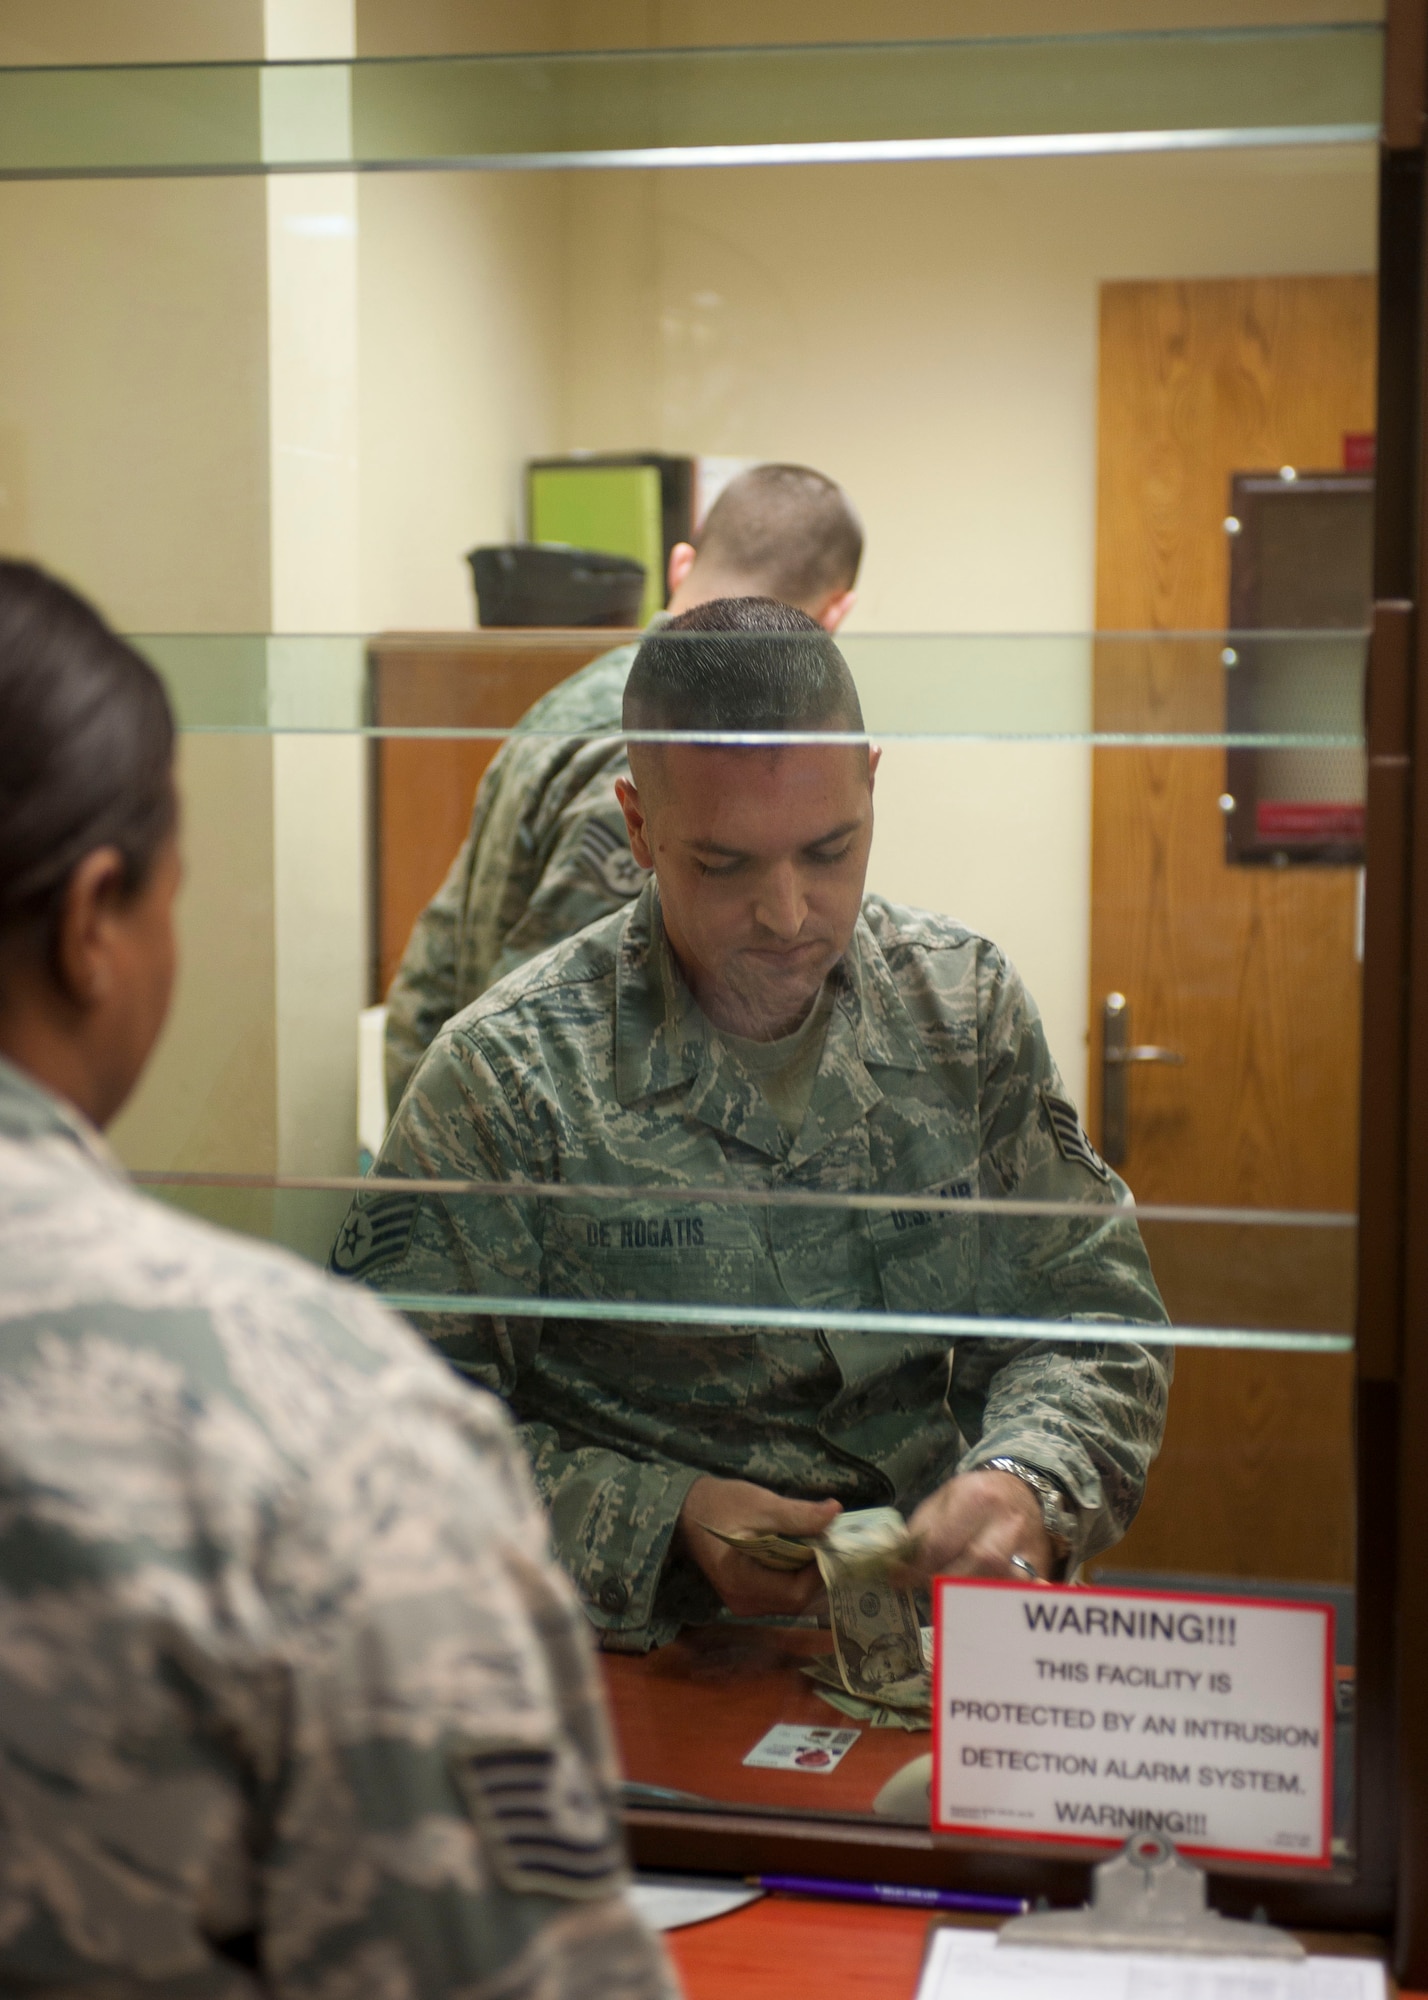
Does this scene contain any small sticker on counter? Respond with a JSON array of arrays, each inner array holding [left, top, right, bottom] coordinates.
[[743, 1724, 860, 1772]]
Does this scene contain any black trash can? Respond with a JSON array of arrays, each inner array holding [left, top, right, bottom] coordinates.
[[467, 544, 646, 628]]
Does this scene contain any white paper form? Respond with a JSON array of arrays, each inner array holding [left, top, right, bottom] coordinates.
[[915, 1927, 1386, 2000], [628, 1875, 763, 1931]]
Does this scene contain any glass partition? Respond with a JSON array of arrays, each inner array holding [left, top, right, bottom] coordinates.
[[0, 14, 1385, 1912], [116, 641, 1365, 1876], [0, 28, 1381, 178], [137, 627, 1364, 740]]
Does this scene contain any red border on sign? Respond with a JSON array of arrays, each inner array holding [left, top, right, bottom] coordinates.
[[930, 1577, 1335, 1870]]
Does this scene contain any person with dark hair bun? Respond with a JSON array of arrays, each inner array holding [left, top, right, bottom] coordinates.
[[0, 559, 180, 1127], [0, 563, 672, 1998]]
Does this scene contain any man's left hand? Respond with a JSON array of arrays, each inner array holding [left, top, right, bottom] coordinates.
[[906, 1468, 1054, 1582]]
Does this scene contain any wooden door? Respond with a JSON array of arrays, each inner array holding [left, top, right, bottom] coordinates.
[[1089, 277, 1374, 1584], [369, 629, 640, 998]]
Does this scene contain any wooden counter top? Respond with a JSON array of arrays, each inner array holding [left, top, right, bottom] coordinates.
[[603, 1621, 927, 1817]]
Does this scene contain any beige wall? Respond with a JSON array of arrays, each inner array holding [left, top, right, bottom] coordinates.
[[357, 172, 566, 629], [0, 149, 568, 1195], [561, 149, 1376, 629], [110, 737, 279, 1175], [0, 2, 264, 63], [360, 0, 1380, 56], [1, 0, 1359, 66], [0, 180, 269, 628], [0, 176, 276, 1176], [555, 144, 1376, 1097]]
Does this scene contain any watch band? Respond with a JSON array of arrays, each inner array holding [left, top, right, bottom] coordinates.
[[983, 1456, 1076, 1561]]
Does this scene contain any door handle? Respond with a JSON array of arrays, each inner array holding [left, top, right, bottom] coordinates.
[[1101, 993, 1184, 1167]]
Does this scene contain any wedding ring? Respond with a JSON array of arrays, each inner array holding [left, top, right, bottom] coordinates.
[[1008, 1553, 1041, 1582]]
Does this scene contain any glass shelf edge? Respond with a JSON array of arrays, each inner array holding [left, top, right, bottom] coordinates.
[[376, 1292, 1351, 1351], [306, 124, 1383, 173], [0, 22, 1386, 75], [131, 1177, 1357, 1228], [172, 725, 1369, 748], [0, 125, 1378, 182], [134, 629, 1376, 640]]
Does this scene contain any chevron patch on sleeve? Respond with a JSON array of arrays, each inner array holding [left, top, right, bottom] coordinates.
[[330, 1189, 422, 1278], [577, 820, 648, 898], [453, 1740, 626, 1900], [1041, 1090, 1112, 1183]]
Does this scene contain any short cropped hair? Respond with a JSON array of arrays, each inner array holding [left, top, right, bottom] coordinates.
[[623, 596, 864, 736], [695, 464, 862, 606], [0, 560, 175, 955]]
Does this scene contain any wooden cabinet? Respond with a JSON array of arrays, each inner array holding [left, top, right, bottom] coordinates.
[[368, 629, 639, 997]]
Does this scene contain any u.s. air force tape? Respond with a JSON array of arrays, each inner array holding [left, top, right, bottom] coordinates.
[[452, 1740, 625, 1900], [1041, 1090, 1112, 1183], [577, 817, 648, 898], [330, 1189, 421, 1278]]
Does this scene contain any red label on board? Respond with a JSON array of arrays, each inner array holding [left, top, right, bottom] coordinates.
[[1343, 431, 1376, 472], [1255, 801, 1364, 842]]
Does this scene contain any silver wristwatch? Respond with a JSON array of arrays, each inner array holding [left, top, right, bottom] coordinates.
[[983, 1456, 1076, 1567]]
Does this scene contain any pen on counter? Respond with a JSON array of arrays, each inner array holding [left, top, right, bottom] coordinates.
[[748, 1873, 1028, 1916]]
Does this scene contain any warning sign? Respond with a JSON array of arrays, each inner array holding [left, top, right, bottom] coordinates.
[[932, 1580, 1334, 1868]]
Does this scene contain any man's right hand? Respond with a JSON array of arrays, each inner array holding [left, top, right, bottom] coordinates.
[[677, 1476, 842, 1618]]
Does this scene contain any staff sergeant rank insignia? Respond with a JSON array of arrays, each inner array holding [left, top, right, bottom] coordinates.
[[578, 817, 649, 898], [330, 1188, 422, 1277], [453, 1739, 625, 1901], [1041, 1090, 1112, 1183]]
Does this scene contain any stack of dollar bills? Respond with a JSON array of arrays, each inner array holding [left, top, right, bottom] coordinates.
[[701, 1506, 933, 1731]]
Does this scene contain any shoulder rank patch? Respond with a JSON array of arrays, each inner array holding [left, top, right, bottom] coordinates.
[[1041, 1091, 1112, 1183], [453, 1740, 625, 1900], [577, 818, 648, 899], [330, 1189, 422, 1279]]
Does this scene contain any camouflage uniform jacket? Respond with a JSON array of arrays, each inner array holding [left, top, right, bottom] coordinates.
[[384, 642, 650, 1108], [343, 886, 1171, 1654], [0, 1056, 673, 2000]]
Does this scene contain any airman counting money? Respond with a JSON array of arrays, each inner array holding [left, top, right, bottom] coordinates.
[[384, 461, 863, 1106], [341, 598, 1171, 1655], [0, 560, 673, 2000]]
